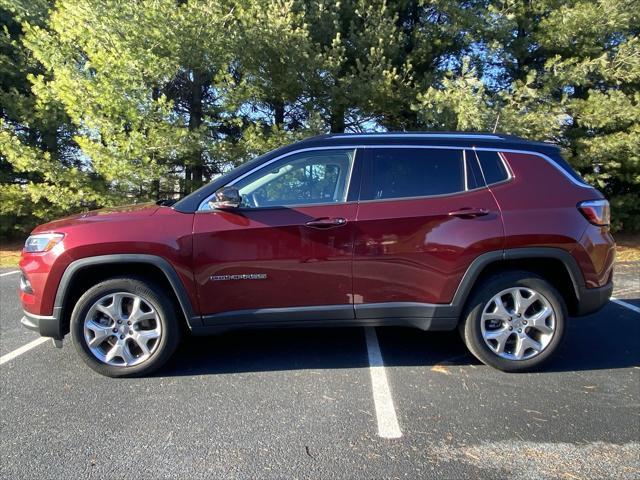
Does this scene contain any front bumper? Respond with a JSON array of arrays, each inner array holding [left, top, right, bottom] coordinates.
[[575, 280, 613, 316], [21, 309, 64, 340]]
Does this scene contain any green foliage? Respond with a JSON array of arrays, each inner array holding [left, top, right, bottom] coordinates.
[[0, 0, 111, 237], [413, 60, 566, 140], [412, 0, 640, 231], [543, 0, 640, 231], [0, 0, 639, 236]]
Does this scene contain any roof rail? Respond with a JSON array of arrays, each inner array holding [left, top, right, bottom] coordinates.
[[328, 133, 505, 140]]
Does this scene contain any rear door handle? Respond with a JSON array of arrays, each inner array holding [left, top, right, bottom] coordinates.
[[448, 208, 490, 218], [305, 217, 348, 228]]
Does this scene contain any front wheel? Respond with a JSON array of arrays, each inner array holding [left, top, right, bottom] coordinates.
[[70, 277, 181, 377], [460, 271, 566, 372]]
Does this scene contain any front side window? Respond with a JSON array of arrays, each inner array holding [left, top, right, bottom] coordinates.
[[230, 149, 355, 208], [362, 148, 465, 200]]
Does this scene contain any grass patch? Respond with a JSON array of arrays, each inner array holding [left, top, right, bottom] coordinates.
[[0, 241, 23, 268], [615, 232, 640, 262]]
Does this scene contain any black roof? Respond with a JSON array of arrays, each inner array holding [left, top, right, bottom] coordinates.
[[293, 132, 560, 153], [173, 132, 560, 212]]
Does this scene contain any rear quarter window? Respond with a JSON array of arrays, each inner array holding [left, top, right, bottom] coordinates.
[[465, 150, 485, 190], [474, 150, 510, 185], [548, 152, 589, 185]]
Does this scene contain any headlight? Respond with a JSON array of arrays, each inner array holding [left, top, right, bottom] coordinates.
[[24, 233, 65, 253]]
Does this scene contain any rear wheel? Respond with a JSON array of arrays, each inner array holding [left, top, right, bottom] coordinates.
[[70, 277, 181, 377], [460, 271, 566, 372]]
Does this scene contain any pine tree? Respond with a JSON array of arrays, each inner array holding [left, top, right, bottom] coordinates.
[[0, 0, 109, 237], [412, 0, 639, 230], [1, 0, 638, 235]]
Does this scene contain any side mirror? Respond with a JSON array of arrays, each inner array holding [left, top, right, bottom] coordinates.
[[211, 187, 242, 209]]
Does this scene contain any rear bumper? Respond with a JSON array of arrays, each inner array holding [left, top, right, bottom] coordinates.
[[575, 281, 613, 316], [21, 309, 64, 340]]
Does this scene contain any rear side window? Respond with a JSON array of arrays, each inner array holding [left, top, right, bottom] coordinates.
[[474, 150, 509, 185], [362, 148, 465, 200]]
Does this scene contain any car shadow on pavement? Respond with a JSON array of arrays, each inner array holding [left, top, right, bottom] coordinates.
[[158, 301, 639, 377], [545, 299, 640, 373], [159, 327, 474, 377]]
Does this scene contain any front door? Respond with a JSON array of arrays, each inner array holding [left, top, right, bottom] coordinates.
[[193, 148, 360, 324]]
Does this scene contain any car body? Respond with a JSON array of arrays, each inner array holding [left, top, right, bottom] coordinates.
[[19, 132, 615, 376]]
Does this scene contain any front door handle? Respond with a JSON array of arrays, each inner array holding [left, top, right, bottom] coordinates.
[[448, 208, 490, 218], [305, 217, 348, 228]]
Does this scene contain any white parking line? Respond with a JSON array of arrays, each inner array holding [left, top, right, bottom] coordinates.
[[364, 327, 402, 439], [611, 297, 640, 314], [0, 337, 49, 365], [0, 270, 20, 277]]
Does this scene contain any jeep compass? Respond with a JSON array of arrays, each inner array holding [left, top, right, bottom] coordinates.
[[19, 133, 615, 377]]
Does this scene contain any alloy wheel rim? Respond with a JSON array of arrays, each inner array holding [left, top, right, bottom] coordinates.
[[83, 292, 162, 367], [480, 287, 556, 361]]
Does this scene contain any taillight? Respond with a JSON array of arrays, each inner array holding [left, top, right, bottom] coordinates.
[[578, 199, 610, 226]]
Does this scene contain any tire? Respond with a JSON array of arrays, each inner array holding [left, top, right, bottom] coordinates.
[[460, 271, 566, 372], [70, 276, 181, 377]]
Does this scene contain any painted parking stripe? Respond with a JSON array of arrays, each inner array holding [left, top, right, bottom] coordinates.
[[611, 297, 640, 314], [0, 270, 20, 277], [364, 327, 402, 439], [0, 337, 49, 365]]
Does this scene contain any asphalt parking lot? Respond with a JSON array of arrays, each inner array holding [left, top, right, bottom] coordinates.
[[1, 265, 639, 479]]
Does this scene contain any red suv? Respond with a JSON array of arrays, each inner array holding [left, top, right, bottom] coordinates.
[[19, 133, 615, 376]]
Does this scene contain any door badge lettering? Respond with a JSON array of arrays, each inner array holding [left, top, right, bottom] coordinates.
[[210, 273, 268, 281]]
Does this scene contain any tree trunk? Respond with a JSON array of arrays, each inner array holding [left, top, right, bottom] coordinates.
[[41, 127, 58, 157], [188, 70, 205, 193], [273, 100, 285, 126], [329, 104, 345, 133], [184, 166, 192, 196]]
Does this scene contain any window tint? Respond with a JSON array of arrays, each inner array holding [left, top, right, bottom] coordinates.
[[363, 148, 465, 200], [474, 150, 509, 185], [231, 149, 355, 208]]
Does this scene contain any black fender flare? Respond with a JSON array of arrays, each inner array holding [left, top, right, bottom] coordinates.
[[449, 247, 585, 317], [53, 254, 198, 334]]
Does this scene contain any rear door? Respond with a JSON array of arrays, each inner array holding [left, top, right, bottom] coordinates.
[[352, 146, 504, 317], [193, 147, 361, 323]]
